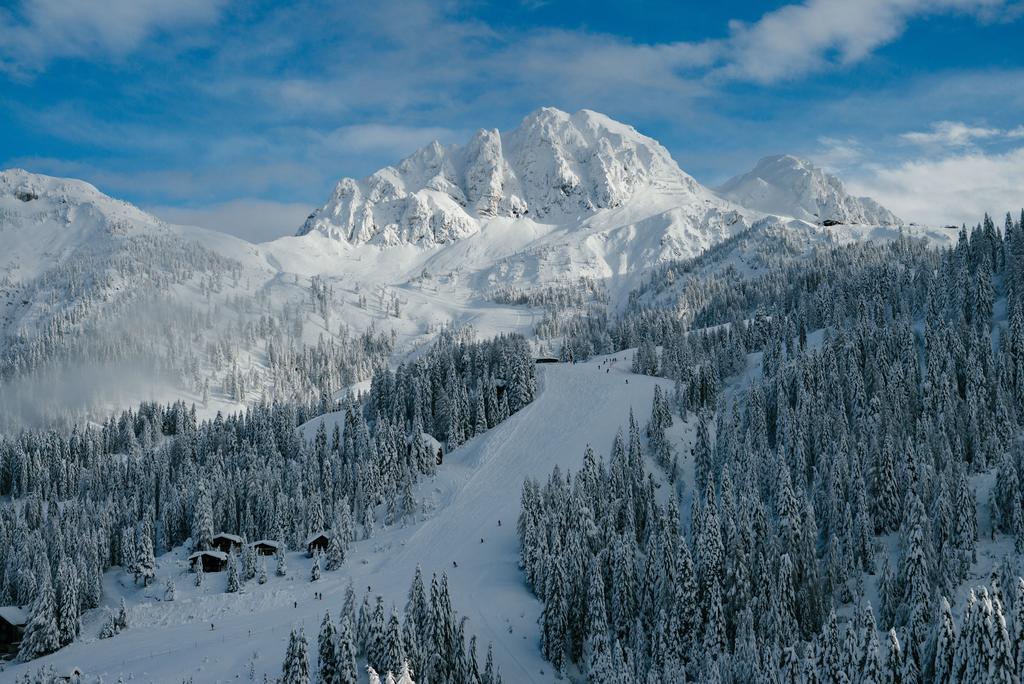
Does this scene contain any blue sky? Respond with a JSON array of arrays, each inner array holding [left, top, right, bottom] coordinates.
[[1, 0, 1023, 240]]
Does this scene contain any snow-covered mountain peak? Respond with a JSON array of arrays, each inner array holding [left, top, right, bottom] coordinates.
[[716, 154, 902, 226], [2, 167, 102, 201], [298, 107, 703, 246], [0, 168, 167, 235]]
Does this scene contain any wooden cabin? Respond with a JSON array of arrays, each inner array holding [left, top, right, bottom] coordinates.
[[421, 432, 444, 466], [189, 550, 228, 573], [211, 533, 244, 554], [251, 539, 282, 556], [304, 531, 331, 557], [55, 666, 84, 681], [535, 356, 559, 364], [0, 605, 28, 657]]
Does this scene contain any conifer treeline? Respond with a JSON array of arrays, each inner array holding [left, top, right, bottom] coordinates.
[[2, 331, 535, 662], [521, 211, 1024, 682], [281, 568, 503, 684]]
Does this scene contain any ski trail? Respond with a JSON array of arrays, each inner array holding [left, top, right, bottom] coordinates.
[[3, 354, 668, 683], [367, 354, 671, 682]]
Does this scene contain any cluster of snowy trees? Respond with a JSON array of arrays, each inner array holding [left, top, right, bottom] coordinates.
[[518, 416, 1024, 683], [278, 568, 502, 684], [625, 219, 816, 317], [490, 277, 608, 309], [0, 331, 534, 661], [489, 279, 613, 361], [521, 211, 1024, 681], [362, 330, 535, 451], [549, 306, 615, 363]]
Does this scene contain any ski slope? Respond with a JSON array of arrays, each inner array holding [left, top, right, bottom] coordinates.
[[1, 354, 676, 683]]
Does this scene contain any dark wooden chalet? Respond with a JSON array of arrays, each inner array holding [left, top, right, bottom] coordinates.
[[189, 550, 228, 573], [251, 539, 282, 556], [55, 666, 84, 681], [211, 533, 244, 554], [0, 605, 27, 657], [304, 531, 331, 557]]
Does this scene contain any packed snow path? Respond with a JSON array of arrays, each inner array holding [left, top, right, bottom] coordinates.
[[3, 354, 671, 683]]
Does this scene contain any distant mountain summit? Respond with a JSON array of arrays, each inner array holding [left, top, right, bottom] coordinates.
[[0, 169, 175, 281], [0, 168, 167, 235], [299, 107, 706, 246], [717, 154, 902, 226]]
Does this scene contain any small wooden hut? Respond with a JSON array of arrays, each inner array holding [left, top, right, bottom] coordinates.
[[251, 539, 282, 556], [304, 531, 331, 557], [189, 550, 228, 573], [211, 533, 244, 554], [0, 605, 28, 657]]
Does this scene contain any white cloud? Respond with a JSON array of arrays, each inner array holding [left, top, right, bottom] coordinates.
[[901, 120, 1007, 147], [812, 136, 865, 171], [715, 0, 1006, 83], [847, 147, 1024, 226], [149, 199, 315, 243], [0, 0, 225, 75]]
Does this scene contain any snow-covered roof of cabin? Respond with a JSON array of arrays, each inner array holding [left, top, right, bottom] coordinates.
[[0, 605, 28, 626], [303, 531, 332, 546], [188, 550, 228, 561], [419, 432, 442, 451], [212, 533, 243, 544], [251, 539, 281, 549]]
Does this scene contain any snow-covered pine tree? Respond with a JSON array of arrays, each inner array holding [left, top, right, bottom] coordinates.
[[18, 574, 60, 661], [281, 628, 310, 684], [55, 561, 80, 647], [368, 595, 386, 671], [318, 611, 339, 684], [336, 614, 359, 684], [381, 606, 405, 676], [311, 550, 321, 582], [135, 529, 156, 586], [276, 547, 288, 577], [227, 552, 241, 592]]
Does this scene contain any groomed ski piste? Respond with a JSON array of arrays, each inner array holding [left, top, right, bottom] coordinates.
[[0, 352, 688, 683]]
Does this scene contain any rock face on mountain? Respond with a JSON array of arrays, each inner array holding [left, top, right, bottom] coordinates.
[[717, 155, 902, 226], [298, 107, 705, 246]]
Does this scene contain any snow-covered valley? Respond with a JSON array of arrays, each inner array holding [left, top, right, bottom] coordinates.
[[2, 106, 1020, 684]]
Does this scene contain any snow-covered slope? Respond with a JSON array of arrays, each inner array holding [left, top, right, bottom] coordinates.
[[299, 108, 722, 246], [0, 169, 289, 426], [0, 169, 168, 281], [0, 354, 678, 683], [716, 154, 902, 226]]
